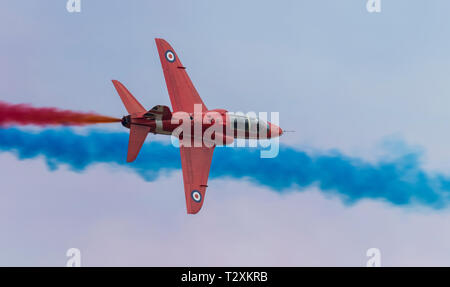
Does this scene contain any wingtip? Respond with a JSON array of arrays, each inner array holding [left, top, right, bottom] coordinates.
[[187, 209, 200, 215], [127, 153, 138, 163], [155, 38, 171, 48], [154, 38, 164, 44], [186, 201, 203, 214]]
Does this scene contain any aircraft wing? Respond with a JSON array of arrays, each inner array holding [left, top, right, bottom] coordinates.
[[180, 145, 215, 214], [155, 38, 207, 113]]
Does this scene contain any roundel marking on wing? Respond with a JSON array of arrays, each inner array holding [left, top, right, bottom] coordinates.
[[165, 50, 176, 63], [191, 190, 202, 203]]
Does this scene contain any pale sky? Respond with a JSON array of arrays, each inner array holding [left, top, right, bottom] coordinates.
[[2, 0, 450, 266]]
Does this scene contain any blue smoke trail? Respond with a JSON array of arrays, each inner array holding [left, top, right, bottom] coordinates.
[[0, 127, 449, 208]]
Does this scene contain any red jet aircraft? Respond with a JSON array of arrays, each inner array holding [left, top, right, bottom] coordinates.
[[112, 38, 283, 214]]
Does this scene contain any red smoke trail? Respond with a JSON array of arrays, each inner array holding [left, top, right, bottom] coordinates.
[[0, 101, 121, 126]]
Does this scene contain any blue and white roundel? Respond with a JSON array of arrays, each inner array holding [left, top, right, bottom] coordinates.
[[191, 190, 202, 203], [165, 50, 176, 62]]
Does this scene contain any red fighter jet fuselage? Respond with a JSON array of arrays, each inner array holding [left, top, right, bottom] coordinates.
[[120, 109, 283, 143], [112, 38, 283, 214]]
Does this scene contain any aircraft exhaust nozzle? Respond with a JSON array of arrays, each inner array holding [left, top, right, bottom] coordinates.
[[121, 115, 131, 128]]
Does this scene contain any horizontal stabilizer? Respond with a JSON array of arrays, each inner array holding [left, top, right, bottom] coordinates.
[[127, 124, 150, 162]]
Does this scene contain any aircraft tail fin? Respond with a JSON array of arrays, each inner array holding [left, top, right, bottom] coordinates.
[[127, 124, 150, 162], [112, 80, 147, 116]]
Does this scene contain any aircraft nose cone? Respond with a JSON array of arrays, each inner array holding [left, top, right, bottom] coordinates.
[[268, 123, 283, 138]]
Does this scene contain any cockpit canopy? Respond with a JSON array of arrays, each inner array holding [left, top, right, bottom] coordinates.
[[228, 114, 270, 134]]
